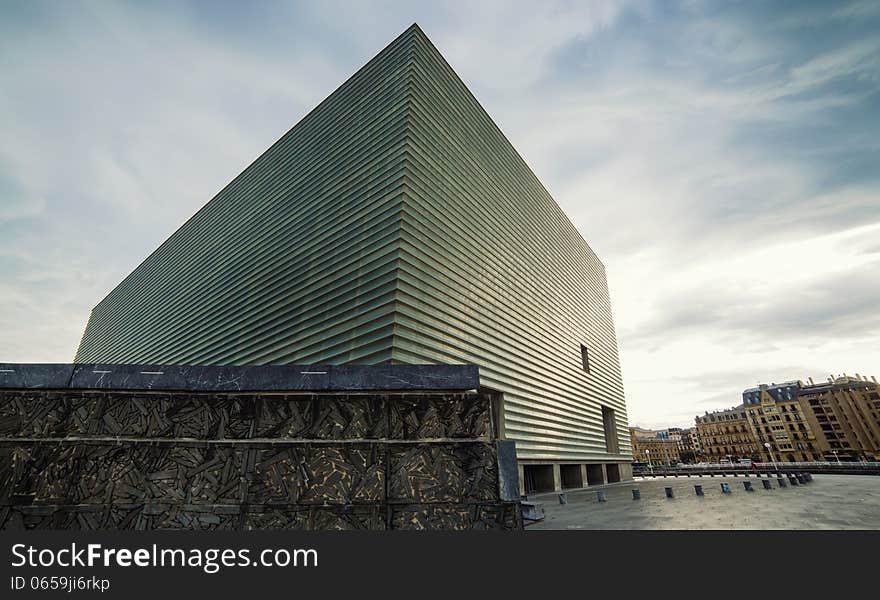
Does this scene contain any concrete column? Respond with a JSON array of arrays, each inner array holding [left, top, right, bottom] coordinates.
[[580, 464, 589, 488], [517, 463, 525, 496], [552, 463, 562, 492], [600, 463, 608, 485]]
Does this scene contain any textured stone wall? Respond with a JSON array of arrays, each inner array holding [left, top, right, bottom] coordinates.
[[0, 390, 520, 530]]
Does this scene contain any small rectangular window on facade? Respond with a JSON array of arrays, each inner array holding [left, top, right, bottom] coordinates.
[[580, 344, 590, 373], [602, 406, 618, 453]]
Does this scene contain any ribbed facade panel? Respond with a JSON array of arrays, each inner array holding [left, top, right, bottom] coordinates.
[[75, 25, 630, 463], [392, 31, 630, 462], [75, 30, 415, 366]]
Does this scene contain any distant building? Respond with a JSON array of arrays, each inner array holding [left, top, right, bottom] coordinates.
[[629, 427, 682, 465], [742, 381, 821, 463], [697, 373, 880, 464], [798, 375, 880, 461], [694, 406, 758, 462], [677, 427, 700, 458], [630, 426, 657, 441]]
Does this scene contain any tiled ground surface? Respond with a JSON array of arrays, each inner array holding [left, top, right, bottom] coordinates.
[[526, 474, 880, 530]]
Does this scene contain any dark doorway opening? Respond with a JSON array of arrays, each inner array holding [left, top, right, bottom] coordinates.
[[586, 464, 605, 486], [523, 465, 555, 494], [606, 463, 621, 483], [560, 464, 583, 489], [602, 406, 619, 453]]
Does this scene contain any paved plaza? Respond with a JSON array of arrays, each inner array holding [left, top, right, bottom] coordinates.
[[526, 474, 880, 530]]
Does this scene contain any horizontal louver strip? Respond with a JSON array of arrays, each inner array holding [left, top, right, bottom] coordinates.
[[76, 30, 420, 367], [393, 31, 629, 461]]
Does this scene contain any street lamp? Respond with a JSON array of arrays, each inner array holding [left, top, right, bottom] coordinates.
[[832, 449, 840, 465], [646, 449, 653, 476], [764, 442, 778, 472]]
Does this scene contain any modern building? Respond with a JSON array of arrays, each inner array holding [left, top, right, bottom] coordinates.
[[694, 406, 758, 462], [74, 24, 631, 493], [798, 375, 880, 462]]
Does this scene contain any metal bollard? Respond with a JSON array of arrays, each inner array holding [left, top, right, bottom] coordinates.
[[597, 490, 607, 503], [720, 482, 731, 494], [632, 489, 641, 500], [558, 492, 568, 504], [733, 472, 738, 477], [665, 487, 674, 498], [777, 477, 788, 488], [694, 484, 704, 496], [743, 480, 754, 491], [762, 479, 773, 489]]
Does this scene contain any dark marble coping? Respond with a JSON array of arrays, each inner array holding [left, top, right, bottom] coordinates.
[[0, 439, 492, 447], [0, 363, 479, 393]]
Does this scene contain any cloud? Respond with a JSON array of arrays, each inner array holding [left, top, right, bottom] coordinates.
[[618, 223, 880, 344], [0, 1, 338, 361], [787, 38, 880, 94], [0, 171, 46, 223]]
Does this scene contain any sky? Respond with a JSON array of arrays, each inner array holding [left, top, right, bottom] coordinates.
[[1, 0, 878, 429]]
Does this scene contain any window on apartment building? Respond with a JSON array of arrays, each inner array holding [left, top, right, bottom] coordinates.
[[601, 406, 618, 453], [580, 344, 590, 374]]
